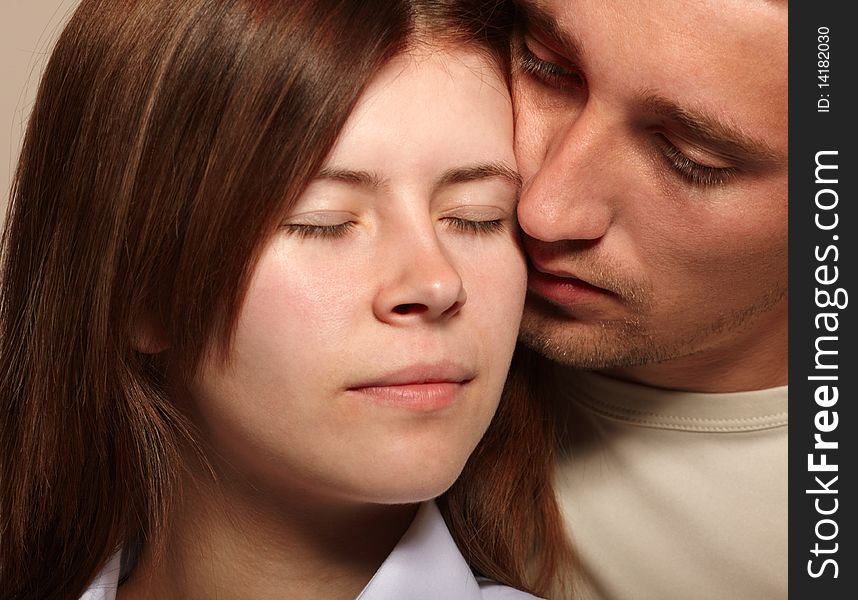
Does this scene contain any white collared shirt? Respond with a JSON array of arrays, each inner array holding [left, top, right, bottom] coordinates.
[[81, 501, 540, 600]]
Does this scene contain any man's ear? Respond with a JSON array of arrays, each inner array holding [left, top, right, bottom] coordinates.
[[131, 314, 170, 354]]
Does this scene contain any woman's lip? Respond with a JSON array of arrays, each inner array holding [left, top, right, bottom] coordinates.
[[349, 362, 475, 388], [347, 382, 467, 412], [346, 362, 475, 411], [528, 266, 608, 306]]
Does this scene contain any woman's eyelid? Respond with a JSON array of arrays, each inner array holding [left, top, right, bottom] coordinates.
[[439, 202, 512, 222], [282, 209, 358, 226]]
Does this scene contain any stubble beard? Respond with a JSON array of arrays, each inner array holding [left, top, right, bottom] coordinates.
[[519, 297, 664, 369], [519, 283, 788, 371]]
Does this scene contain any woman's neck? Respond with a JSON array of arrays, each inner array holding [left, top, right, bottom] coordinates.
[[118, 468, 417, 600]]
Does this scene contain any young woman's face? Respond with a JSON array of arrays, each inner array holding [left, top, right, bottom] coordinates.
[[188, 46, 525, 506]]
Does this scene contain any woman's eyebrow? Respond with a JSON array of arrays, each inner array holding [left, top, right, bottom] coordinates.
[[434, 162, 522, 191], [315, 162, 522, 192], [316, 167, 386, 189]]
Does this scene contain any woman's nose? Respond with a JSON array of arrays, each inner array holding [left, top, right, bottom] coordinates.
[[372, 236, 466, 324]]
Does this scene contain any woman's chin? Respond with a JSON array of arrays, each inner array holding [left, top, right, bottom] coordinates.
[[331, 456, 471, 506]]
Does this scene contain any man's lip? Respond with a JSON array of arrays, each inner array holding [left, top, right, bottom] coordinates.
[[347, 362, 475, 389], [527, 264, 611, 305]]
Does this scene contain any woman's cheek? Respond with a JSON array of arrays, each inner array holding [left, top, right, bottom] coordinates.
[[456, 235, 527, 338], [265, 240, 371, 315]]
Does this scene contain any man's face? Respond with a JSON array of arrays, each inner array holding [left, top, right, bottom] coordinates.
[[514, 0, 788, 390]]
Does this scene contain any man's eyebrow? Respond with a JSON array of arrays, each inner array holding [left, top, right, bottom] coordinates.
[[515, 0, 585, 65], [641, 94, 783, 165], [434, 162, 522, 192]]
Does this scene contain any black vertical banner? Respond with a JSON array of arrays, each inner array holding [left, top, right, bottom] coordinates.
[[789, 3, 857, 598]]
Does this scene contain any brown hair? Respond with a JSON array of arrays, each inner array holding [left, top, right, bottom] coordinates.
[[440, 344, 576, 597], [0, 0, 572, 598]]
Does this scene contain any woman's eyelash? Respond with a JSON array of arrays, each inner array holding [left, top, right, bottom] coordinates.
[[281, 222, 355, 239], [445, 218, 506, 235], [517, 44, 583, 90], [658, 138, 737, 187], [282, 219, 506, 239]]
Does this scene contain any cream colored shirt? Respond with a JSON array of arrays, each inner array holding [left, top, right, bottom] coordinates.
[[554, 369, 787, 600]]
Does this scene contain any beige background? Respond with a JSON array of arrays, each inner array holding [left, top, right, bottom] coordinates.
[[1, 1, 81, 218]]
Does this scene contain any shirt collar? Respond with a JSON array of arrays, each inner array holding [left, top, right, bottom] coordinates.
[[80, 501, 529, 600], [557, 367, 788, 432], [357, 501, 485, 600], [79, 551, 121, 600]]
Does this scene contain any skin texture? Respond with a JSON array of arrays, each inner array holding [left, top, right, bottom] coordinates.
[[122, 47, 525, 600], [513, 0, 788, 392]]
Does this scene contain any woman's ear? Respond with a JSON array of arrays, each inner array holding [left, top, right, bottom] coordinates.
[[132, 314, 170, 354]]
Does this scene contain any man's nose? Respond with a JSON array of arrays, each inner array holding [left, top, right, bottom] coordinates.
[[517, 105, 620, 244], [372, 232, 466, 325]]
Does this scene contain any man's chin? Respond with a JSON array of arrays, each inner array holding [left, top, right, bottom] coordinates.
[[519, 306, 661, 370]]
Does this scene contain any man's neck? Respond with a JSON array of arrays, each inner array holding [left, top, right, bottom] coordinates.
[[601, 315, 788, 393]]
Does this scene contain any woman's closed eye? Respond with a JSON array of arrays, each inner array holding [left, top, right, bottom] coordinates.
[[440, 203, 513, 236], [282, 222, 355, 239], [281, 211, 357, 239], [443, 217, 507, 235]]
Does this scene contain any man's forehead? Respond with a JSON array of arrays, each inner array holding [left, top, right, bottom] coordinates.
[[519, 0, 786, 24]]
